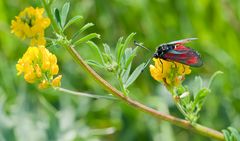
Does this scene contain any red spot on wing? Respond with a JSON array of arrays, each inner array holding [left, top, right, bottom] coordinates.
[[164, 52, 174, 58], [178, 53, 188, 59], [163, 52, 188, 60], [186, 56, 198, 64]]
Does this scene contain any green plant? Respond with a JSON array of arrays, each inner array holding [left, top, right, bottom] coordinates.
[[9, 0, 240, 141]]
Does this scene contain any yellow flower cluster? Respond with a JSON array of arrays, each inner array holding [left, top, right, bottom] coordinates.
[[16, 46, 62, 89], [149, 58, 191, 87], [11, 7, 62, 89], [11, 7, 50, 46]]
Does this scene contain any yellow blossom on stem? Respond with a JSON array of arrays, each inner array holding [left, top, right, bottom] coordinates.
[[149, 58, 191, 88], [52, 75, 62, 87], [16, 46, 62, 89], [38, 80, 49, 89], [11, 7, 50, 46]]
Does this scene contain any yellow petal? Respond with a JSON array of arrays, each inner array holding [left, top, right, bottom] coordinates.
[[149, 65, 162, 81], [149, 58, 192, 87], [49, 54, 57, 64], [51, 75, 62, 87], [24, 71, 36, 83], [16, 59, 24, 75], [50, 64, 59, 75], [35, 64, 42, 78], [184, 66, 191, 74], [38, 80, 49, 89]]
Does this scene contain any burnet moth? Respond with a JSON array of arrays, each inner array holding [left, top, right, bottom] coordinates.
[[134, 38, 203, 71]]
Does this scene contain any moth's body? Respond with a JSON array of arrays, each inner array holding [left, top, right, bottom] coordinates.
[[154, 44, 175, 59]]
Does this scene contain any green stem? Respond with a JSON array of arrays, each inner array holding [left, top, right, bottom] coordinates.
[[41, 0, 61, 34], [175, 102, 188, 117], [41, 1, 225, 140], [170, 88, 190, 120], [57, 87, 117, 100], [117, 74, 128, 96]]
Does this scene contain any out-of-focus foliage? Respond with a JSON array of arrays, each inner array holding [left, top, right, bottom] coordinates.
[[1, 0, 240, 141], [223, 127, 240, 141]]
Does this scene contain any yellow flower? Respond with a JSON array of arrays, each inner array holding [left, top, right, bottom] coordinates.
[[38, 80, 49, 89], [35, 64, 42, 78], [16, 46, 62, 89], [11, 7, 50, 46], [30, 31, 47, 46], [149, 58, 191, 87], [52, 75, 62, 87]]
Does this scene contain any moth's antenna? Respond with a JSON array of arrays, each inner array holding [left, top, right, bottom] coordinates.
[[134, 41, 151, 52], [134, 41, 155, 72], [141, 55, 154, 72]]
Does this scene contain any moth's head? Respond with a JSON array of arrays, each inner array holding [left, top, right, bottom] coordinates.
[[153, 44, 164, 58], [159, 44, 168, 51]]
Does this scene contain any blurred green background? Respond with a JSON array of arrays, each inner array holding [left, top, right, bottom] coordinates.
[[1, 0, 240, 141]]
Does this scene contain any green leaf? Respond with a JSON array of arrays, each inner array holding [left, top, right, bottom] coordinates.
[[124, 48, 133, 61], [74, 33, 100, 45], [86, 60, 104, 68], [228, 127, 240, 140], [124, 47, 138, 70], [176, 85, 187, 96], [86, 41, 105, 64], [223, 129, 231, 141], [123, 33, 136, 52], [208, 71, 223, 88], [197, 76, 203, 89], [117, 33, 136, 65], [115, 37, 123, 63], [122, 63, 132, 83], [102, 52, 112, 63], [194, 76, 203, 91], [103, 44, 115, 63], [192, 88, 210, 110], [54, 8, 61, 28], [61, 2, 70, 27], [103, 44, 111, 55], [63, 15, 83, 31], [124, 63, 145, 88], [79, 23, 95, 33], [122, 48, 132, 69], [222, 127, 240, 141], [72, 23, 95, 40]]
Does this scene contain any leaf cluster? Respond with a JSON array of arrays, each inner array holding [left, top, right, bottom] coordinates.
[[174, 71, 223, 123], [87, 33, 145, 95]]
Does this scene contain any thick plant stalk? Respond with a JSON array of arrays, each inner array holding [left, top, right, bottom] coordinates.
[[41, 0, 225, 140]]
